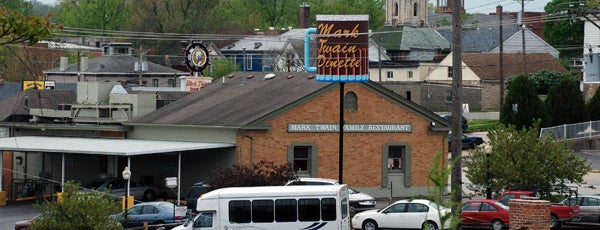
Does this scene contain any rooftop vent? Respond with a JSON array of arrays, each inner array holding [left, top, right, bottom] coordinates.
[[264, 73, 276, 80]]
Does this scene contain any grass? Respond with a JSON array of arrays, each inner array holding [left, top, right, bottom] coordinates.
[[467, 119, 500, 132]]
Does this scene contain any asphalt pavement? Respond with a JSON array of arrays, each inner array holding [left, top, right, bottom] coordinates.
[[0, 200, 39, 230]]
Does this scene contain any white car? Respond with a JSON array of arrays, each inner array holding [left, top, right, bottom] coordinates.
[[285, 177, 376, 210], [352, 199, 450, 230]]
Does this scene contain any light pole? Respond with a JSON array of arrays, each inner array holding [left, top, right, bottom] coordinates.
[[122, 167, 131, 226], [165, 177, 178, 223]]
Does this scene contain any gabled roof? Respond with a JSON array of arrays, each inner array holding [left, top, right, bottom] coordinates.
[[43, 55, 187, 76], [490, 29, 559, 58], [128, 72, 449, 130], [373, 26, 450, 52], [462, 52, 568, 81], [0, 89, 76, 121]]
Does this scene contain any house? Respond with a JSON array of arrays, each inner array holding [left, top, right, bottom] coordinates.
[[0, 72, 451, 200], [43, 43, 188, 88], [427, 52, 568, 110]]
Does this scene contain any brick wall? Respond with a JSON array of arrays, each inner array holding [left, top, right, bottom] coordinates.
[[509, 199, 550, 230]]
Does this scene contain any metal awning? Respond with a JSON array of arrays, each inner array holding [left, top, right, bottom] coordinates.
[[0, 136, 235, 156]]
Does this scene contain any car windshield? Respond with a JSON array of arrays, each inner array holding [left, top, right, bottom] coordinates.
[[348, 188, 359, 194], [495, 201, 509, 210]]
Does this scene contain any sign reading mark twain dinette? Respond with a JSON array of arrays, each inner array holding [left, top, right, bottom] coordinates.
[[316, 15, 369, 82]]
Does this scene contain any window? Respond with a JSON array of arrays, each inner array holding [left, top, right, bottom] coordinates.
[[462, 202, 481, 211], [288, 142, 317, 176], [298, 198, 320, 221], [321, 198, 336, 221], [446, 90, 453, 103], [293, 147, 310, 172], [481, 203, 497, 211], [498, 194, 515, 206], [275, 199, 297, 222], [344, 92, 357, 110], [252, 200, 274, 223], [408, 71, 413, 78], [407, 203, 428, 212], [341, 197, 348, 219], [194, 212, 214, 227], [245, 55, 253, 70], [413, 3, 418, 17], [384, 203, 407, 213], [406, 91, 411, 101], [152, 79, 159, 87], [393, 3, 398, 16], [229, 200, 251, 223], [386, 71, 393, 79], [448, 66, 453, 78], [388, 146, 405, 171], [167, 79, 175, 87]]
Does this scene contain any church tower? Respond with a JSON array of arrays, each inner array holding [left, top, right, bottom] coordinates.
[[385, 0, 428, 27]]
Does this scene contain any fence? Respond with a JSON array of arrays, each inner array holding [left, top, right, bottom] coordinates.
[[539, 121, 600, 140]]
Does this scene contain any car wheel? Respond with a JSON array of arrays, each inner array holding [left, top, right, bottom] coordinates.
[[550, 214, 560, 228], [491, 219, 504, 230], [143, 189, 156, 201], [422, 221, 438, 230], [362, 220, 378, 230]]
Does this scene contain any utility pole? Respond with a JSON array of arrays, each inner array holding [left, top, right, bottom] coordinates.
[[451, 0, 463, 220], [517, 0, 534, 73], [499, 5, 505, 109]]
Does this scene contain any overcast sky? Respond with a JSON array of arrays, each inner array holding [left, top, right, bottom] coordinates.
[[30, 0, 552, 15]]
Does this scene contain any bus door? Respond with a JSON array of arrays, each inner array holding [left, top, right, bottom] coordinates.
[[192, 211, 217, 229]]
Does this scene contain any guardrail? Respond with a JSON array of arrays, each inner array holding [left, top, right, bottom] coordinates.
[[539, 121, 600, 140]]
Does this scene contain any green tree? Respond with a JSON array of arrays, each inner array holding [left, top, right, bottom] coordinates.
[[53, 0, 131, 30], [530, 70, 575, 95], [426, 151, 460, 230], [500, 74, 550, 129], [310, 0, 385, 30], [545, 78, 587, 126], [0, 6, 55, 45], [205, 58, 239, 79], [543, 0, 584, 59], [464, 122, 590, 196], [31, 181, 122, 230], [588, 87, 600, 121], [208, 160, 296, 190]]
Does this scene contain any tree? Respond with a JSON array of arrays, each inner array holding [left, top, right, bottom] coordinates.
[[204, 57, 239, 79], [545, 78, 587, 126], [530, 70, 575, 95], [588, 87, 600, 121], [310, 0, 385, 30], [543, 0, 584, 59], [464, 122, 590, 196], [0, 6, 55, 45], [31, 181, 122, 230], [500, 74, 550, 129], [53, 0, 131, 31], [426, 151, 460, 230], [207, 160, 296, 190]]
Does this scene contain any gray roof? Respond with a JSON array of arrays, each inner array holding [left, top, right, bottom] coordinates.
[[128, 72, 449, 129], [0, 89, 76, 121], [432, 13, 520, 53], [0, 82, 21, 102], [43, 55, 187, 76]]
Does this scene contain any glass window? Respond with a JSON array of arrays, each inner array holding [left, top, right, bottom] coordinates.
[[388, 146, 404, 171], [407, 203, 428, 212], [229, 200, 251, 223], [294, 147, 310, 172], [321, 198, 336, 221], [194, 212, 214, 227], [152, 79, 159, 87], [499, 194, 515, 206], [275, 199, 297, 222], [481, 203, 497, 211], [408, 71, 413, 78], [245, 55, 252, 70], [252, 200, 274, 223], [298, 198, 320, 221], [446, 90, 453, 103], [341, 197, 348, 219], [384, 203, 406, 213], [462, 202, 481, 211], [448, 66, 453, 78], [167, 79, 175, 87], [386, 71, 393, 79], [127, 206, 142, 215], [344, 92, 357, 110]]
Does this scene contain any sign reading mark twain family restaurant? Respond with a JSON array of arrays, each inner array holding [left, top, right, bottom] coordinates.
[[316, 15, 369, 82], [288, 123, 411, 133]]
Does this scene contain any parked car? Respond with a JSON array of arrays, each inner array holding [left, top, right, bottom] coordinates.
[[83, 177, 160, 201], [184, 182, 211, 212], [351, 199, 450, 230], [109, 201, 187, 228], [441, 114, 468, 131], [14, 215, 37, 230], [285, 177, 376, 210], [498, 190, 580, 227], [449, 133, 484, 150], [560, 195, 600, 224], [461, 199, 510, 230]]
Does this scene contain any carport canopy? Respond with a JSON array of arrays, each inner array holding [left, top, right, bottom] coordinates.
[[0, 136, 235, 156]]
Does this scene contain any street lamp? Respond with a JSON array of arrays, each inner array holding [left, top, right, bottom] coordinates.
[[122, 167, 131, 225]]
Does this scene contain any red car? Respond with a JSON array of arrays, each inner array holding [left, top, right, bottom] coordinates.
[[461, 199, 509, 230]]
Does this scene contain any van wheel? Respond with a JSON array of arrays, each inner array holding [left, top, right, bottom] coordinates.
[[143, 189, 156, 201], [362, 220, 378, 230]]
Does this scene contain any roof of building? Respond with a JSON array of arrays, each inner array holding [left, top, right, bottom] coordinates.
[[128, 71, 449, 130], [462, 52, 568, 81], [43, 55, 188, 76], [371, 26, 450, 61], [0, 89, 76, 121]]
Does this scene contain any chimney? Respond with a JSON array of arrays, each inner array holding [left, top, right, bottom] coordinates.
[[496, 5, 503, 15], [298, 2, 310, 28]]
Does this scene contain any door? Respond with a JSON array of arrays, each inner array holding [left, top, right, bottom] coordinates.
[[580, 197, 600, 223], [402, 203, 429, 229], [192, 211, 217, 229], [461, 202, 482, 227], [378, 203, 407, 229]]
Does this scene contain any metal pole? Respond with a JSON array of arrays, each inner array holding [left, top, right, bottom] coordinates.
[[520, 0, 526, 73], [451, 0, 464, 219], [339, 82, 345, 184]]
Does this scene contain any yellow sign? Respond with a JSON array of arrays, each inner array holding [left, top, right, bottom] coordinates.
[[22, 81, 44, 91]]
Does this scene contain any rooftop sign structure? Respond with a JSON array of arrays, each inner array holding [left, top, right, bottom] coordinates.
[[305, 15, 369, 82]]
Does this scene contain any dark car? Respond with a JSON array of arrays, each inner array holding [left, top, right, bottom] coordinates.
[[449, 133, 484, 149], [441, 114, 468, 131], [185, 182, 211, 212]]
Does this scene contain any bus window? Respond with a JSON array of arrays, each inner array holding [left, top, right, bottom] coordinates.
[[229, 200, 251, 223], [275, 199, 297, 222], [298, 198, 320, 221], [321, 198, 336, 221], [252, 199, 274, 223], [194, 212, 214, 227]]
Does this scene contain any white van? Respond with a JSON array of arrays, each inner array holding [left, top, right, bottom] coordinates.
[[172, 185, 351, 230]]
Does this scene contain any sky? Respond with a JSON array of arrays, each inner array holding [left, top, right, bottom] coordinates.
[[32, 0, 552, 14]]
